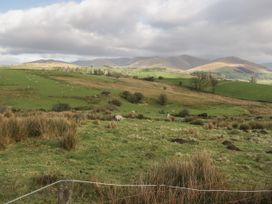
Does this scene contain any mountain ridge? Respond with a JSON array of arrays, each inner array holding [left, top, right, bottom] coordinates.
[[21, 55, 271, 78]]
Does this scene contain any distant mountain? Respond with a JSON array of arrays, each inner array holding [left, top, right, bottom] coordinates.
[[20, 56, 271, 81], [263, 63, 272, 70], [20, 59, 78, 69], [74, 58, 135, 67], [187, 56, 271, 80], [73, 55, 209, 70], [28, 59, 70, 64]]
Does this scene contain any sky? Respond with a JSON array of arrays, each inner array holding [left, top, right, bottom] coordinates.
[[0, 0, 271, 64]]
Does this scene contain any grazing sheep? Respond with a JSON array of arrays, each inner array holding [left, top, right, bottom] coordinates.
[[115, 115, 124, 121]]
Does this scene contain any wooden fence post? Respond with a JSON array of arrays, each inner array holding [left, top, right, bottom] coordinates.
[[58, 182, 73, 204]]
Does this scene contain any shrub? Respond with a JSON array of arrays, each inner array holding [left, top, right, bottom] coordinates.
[[133, 92, 144, 103], [232, 123, 239, 129], [142, 76, 155, 81], [176, 108, 190, 117], [121, 91, 144, 104], [158, 94, 168, 106], [52, 103, 71, 112], [239, 123, 250, 131], [108, 99, 122, 107], [121, 91, 131, 99], [101, 90, 111, 96], [158, 76, 164, 80]]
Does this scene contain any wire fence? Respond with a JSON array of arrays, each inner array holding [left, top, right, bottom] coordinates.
[[5, 179, 272, 204]]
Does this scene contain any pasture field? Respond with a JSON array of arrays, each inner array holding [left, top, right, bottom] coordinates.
[[0, 69, 96, 109], [160, 77, 272, 103], [1, 119, 272, 203], [0, 67, 272, 203], [0, 68, 259, 115]]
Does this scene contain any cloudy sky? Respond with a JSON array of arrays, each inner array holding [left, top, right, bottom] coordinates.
[[0, 0, 271, 64]]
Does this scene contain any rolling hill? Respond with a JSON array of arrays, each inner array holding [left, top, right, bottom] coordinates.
[[18, 56, 272, 81], [73, 55, 209, 70], [263, 63, 272, 70], [15, 59, 79, 69], [187, 56, 271, 80]]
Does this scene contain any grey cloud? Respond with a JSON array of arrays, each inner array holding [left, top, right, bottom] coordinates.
[[0, 0, 272, 63]]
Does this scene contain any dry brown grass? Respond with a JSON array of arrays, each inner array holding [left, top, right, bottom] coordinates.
[[0, 112, 78, 150], [53, 75, 272, 114], [72, 152, 271, 204]]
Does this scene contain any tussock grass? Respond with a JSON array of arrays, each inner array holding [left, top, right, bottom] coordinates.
[[73, 152, 271, 203], [0, 112, 77, 150]]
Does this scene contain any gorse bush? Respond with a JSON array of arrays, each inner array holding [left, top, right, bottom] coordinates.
[[108, 99, 122, 107], [121, 91, 144, 103]]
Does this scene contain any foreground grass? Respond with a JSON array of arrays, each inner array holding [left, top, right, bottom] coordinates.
[[1, 119, 271, 203]]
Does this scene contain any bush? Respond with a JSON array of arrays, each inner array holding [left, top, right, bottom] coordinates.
[[101, 90, 111, 96], [52, 103, 71, 112], [121, 91, 131, 99], [158, 94, 168, 106], [142, 76, 155, 81], [134, 92, 144, 103], [158, 76, 164, 80], [239, 123, 250, 131], [232, 123, 239, 129], [108, 99, 122, 107], [121, 91, 144, 104], [176, 109, 190, 117]]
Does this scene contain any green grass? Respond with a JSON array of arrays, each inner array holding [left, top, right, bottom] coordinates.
[[161, 77, 272, 103], [1, 119, 271, 203], [214, 80, 272, 102], [0, 69, 250, 116], [0, 68, 272, 203], [0, 69, 99, 109]]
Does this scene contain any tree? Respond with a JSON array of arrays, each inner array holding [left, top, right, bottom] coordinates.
[[191, 72, 219, 92], [250, 76, 257, 84], [211, 77, 219, 93], [191, 72, 210, 91], [158, 94, 168, 106]]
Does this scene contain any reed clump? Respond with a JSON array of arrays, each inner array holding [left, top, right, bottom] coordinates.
[[0, 113, 77, 150]]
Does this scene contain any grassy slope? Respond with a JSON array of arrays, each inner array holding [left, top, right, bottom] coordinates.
[[1, 68, 272, 202], [0, 68, 252, 116], [0, 69, 98, 109], [160, 78, 272, 103], [214, 80, 272, 102], [1, 120, 271, 202]]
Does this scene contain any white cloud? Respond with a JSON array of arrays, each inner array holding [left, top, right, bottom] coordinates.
[[0, 0, 272, 64]]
